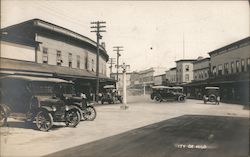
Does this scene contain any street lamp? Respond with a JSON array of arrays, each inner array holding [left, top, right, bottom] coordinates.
[[118, 62, 130, 109]]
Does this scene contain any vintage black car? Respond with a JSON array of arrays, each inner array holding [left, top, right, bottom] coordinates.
[[54, 82, 96, 121], [0, 75, 81, 131], [203, 87, 220, 105], [150, 86, 186, 102], [100, 85, 123, 104]]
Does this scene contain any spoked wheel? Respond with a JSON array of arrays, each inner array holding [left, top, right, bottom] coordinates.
[[178, 96, 185, 102], [155, 96, 162, 102], [36, 111, 53, 131], [209, 95, 217, 105], [0, 107, 7, 127], [83, 106, 96, 121], [65, 109, 81, 127]]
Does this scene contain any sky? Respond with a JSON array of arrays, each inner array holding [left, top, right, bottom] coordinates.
[[1, 1, 249, 72]]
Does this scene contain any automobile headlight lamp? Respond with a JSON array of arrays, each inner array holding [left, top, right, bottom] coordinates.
[[65, 105, 69, 111], [52, 105, 57, 112]]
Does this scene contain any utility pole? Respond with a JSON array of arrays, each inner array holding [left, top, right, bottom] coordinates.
[[90, 21, 106, 102], [113, 46, 123, 89], [108, 57, 116, 77]]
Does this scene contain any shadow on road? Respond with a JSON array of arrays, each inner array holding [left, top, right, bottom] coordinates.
[[44, 115, 249, 157], [3, 121, 66, 131]]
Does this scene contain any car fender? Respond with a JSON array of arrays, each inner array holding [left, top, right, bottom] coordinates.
[[66, 105, 82, 112], [40, 106, 54, 112], [67, 105, 83, 119]]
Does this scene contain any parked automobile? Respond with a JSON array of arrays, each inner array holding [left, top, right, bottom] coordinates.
[[203, 87, 220, 105], [150, 86, 186, 102], [54, 82, 96, 121], [100, 85, 123, 104], [0, 75, 81, 131]]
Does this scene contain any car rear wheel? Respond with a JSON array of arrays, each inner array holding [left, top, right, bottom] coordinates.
[[0, 106, 7, 127], [65, 109, 81, 127], [155, 96, 162, 102], [178, 96, 185, 102], [36, 111, 53, 131], [83, 106, 97, 121]]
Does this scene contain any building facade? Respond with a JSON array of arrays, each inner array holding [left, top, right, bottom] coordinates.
[[208, 37, 250, 104], [165, 67, 177, 85], [154, 74, 166, 85], [176, 59, 196, 84], [185, 37, 250, 104], [0, 19, 114, 95], [193, 57, 210, 81]]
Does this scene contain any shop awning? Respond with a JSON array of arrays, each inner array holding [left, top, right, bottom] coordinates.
[[0, 58, 113, 81]]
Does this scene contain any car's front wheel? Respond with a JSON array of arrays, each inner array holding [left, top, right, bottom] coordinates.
[[65, 109, 81, 127], [0, 106, 7, 127], [36, 111, 53, 131], [83, 106, 97, 121]]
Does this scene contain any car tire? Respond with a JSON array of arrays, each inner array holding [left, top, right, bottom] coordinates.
[[36, 111, 53, 131], [178, 96, 185, 102], [0, 106, 7, 127], [65, 109, 81, 127], [209, 94, 217, 105], [83, 106, 97, 121]]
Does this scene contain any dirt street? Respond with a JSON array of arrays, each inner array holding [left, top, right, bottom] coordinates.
[[0, 96, 249, 157]]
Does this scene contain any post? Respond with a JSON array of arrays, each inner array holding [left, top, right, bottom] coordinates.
[[123, 70, 127, 104], [119, 62, 130, 110], [91, 21, 106, 102]]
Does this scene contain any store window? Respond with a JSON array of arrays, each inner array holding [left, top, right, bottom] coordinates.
[[212, 66, 217, 76], [42, 47, 48, 64], [77, 55, 80, 68], [85, 56, 88, 69], [185, 65, 189, 72], [218, 65, 222, 76], [204, 71, 207, 78], [236, 60, 240, 73], [68, 53, 72, 68], [185, 74, 189, 81], [231, 61, 234, 73], [241, 59, 245, 72], [224, 63, 229, 74], [91, 59, 95, 72], [56, 50, 62, 66], [247, 58, 250, 72]]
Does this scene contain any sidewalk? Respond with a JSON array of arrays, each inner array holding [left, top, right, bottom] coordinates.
[[0, 96, 249, 157]]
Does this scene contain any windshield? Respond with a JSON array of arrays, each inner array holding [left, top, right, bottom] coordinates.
[[54, 83, 76, 95], [29, 82, 55, 95]]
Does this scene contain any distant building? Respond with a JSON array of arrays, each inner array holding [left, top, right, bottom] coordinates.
[[110, 72, 131, 94], [208, 36, 250, 104], [193, 57, 210, 81], [166, 67, 177, 85], [130, 71, 140, 86], [154, 74, 166, 85], [175, 59, 196, 84], [185, 37, 250, 104], [138, 67, 166, 85]]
